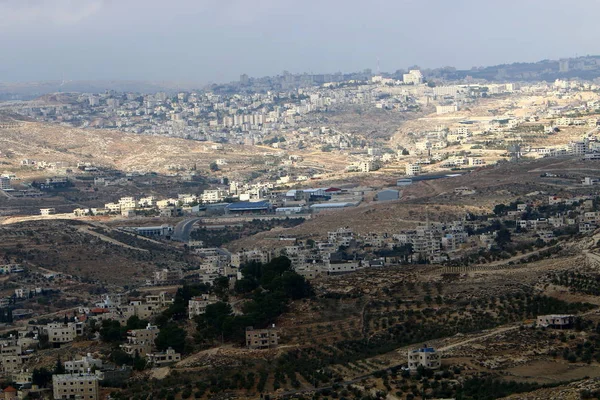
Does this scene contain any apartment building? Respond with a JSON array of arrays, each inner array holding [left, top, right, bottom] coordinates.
[[120, 324, 160, 357], [104, 202, 121, 213], [231, 249, 272, 267], [407, 345, 441, 370], [0, 177, 11, 191], [118, 197, 138, 210], [52, 373, 100, 400], [138, 196, 156, 207], [65, 354, 103, 374], [327, 227, 354, 247], [0, 340, 25, 374], [245, 326, 279, 349], [201, 189, 229, 203], [44, 322, 83, 344], [188, 294, 219, 319], [406, 164, 421, 176]]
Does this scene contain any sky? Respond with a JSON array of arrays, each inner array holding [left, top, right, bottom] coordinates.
[[1, 0, 599, 84]]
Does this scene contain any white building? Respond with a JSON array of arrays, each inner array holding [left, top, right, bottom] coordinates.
[[403, 70, 423, 85], [406, 164, 421, 176], [201, 189, 228, 203], [407, 345, 441, 370], [436, 105, 458, 115], [119, 197, 138, 210], [65, 354, 103, 374]]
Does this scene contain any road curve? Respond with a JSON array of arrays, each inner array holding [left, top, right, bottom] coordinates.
[[172, 217, 202, 242]]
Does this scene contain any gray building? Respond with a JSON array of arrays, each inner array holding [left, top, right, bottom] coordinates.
[[376, 189, 400, 201]]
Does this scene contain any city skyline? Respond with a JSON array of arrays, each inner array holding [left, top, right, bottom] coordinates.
[[1, 0, 600, 84]]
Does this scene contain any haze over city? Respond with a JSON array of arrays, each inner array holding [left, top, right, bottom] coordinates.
[[2, 0, 600, 83], [6, 1, 600, 399]]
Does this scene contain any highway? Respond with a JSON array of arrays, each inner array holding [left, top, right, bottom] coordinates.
[[172, 217, 202, 242]]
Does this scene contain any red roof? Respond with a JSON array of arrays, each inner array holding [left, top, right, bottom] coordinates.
[[91, 308, 109, 314], [325, 187, 341, 192], [4, 386, 16, 392]]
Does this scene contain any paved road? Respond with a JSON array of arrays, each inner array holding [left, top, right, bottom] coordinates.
[[172, 218, 202, 242]]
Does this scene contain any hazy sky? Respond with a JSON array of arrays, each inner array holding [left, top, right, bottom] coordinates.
[[1, 0, 598, 84]]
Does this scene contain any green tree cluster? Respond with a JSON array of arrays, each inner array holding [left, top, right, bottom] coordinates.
[[197, 257, 312, 344]]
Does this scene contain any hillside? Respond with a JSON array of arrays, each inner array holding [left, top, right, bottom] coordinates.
[[0, 220, 188, 285], [0, 120, 265, 174]]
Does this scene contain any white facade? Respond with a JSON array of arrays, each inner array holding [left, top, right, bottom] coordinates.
[[408, 346, 441, 370], [406, 164, 421, 176], [403, 70, 423, 85]]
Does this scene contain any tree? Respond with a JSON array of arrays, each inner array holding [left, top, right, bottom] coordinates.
[[110, 349, 133, 367], [493, 204, 508, 216], [32, 367, 52, 387], [212, 276, 230, 301], [209, 162, 219, 172], [279, 271, 312, 300], [54, 356, 65, 374], [126, 316, 149, 330], [495, 228, 512, 248], [401, 149, 410, 156], [234, 278, 259, 294], [155, 323, 187, 353], [100, 320, 124, 342], [133, 350, 147, 371]]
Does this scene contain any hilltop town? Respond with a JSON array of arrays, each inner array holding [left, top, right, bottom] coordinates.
[[4, 55, 600, 400]]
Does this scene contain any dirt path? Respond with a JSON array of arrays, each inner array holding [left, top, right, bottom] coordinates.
[[77, 226, 149, 252]]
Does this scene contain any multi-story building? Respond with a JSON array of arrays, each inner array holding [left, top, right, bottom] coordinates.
[[407, 345, 441, 370], [201, 189, 229, 203], [231, 249, 272, 267], [436, 105, 458, 115], [569, 141, 588, 155], [118, 197, 138, 210], [327, 227, 354, 247], [0, 340, 25, 374], [0, 177, 11, 191], [246, 326, 279, 349], [147, 347, 181, 367], [153, 269, 183, 285], [138, 196, 156, 207], [188, 294, 219, 319], [104, 202, 121, 213], [65, 354, 103, 374], [406, 164, 421, 176], [44, 322, 83, 344], [120, 324, 160, 357], [52, 373, 100, 400]]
